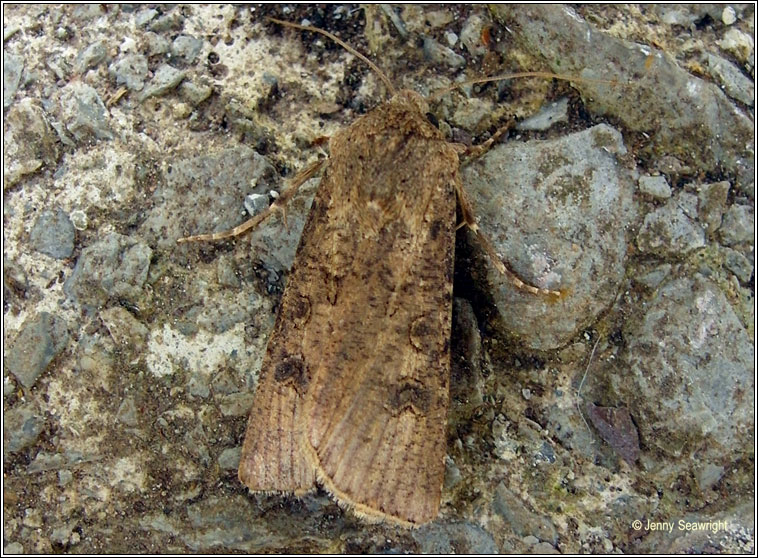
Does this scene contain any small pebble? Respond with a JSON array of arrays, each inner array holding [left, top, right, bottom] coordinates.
[[69, 209, 88, 231], [30, 208, 75, 259], [4, 543, 23, 554], [58, 470, 73, 486], [245, 193, 268, 216], [218, 447, 242, 470], [638, 175, 672, 199], [722, 6, 737, 26]]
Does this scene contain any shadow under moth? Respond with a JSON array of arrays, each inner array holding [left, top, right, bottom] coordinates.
[[179, 18, 566, 527]]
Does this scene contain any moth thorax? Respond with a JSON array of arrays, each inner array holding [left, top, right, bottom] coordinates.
[[390, 89, 429, 115]]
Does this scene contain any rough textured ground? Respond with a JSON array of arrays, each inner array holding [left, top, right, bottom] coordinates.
[[3, 4, 754, 554]]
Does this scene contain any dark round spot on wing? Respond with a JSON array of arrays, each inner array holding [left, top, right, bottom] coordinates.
[[274, 355, 309, 393]]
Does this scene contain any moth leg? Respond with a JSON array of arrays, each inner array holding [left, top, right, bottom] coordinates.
[[461, 119, 516, 163], [177, 158, 325, 243], [454, 178, 563, 299]]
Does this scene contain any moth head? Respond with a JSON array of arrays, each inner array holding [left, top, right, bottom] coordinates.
[[390, 89, 430, 115]]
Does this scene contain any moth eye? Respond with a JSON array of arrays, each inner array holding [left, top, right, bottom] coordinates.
[[425, 112, 439, 128]]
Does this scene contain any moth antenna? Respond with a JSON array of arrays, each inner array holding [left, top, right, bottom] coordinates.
[[269, 17, 397, 97], [428, 71, 618, 101]]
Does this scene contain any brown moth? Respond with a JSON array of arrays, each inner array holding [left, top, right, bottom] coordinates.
[[179, 18, 563, 527], [238, 85, 457, 525]]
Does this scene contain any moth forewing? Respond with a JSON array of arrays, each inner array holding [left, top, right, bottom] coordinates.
[[239, 89, 457, 526]]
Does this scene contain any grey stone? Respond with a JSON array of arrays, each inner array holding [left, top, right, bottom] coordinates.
[[677, 191, 699, 219], [144, 32, 170, 56], [50, 524, 77, 546], [149, 13, 184, 33], [72, 4, 104, 20], [140, 512, 178, 535], [217, 392, 254, 417], [179, 81, 213, 106], [29, 208, 75, 259], [4, 98, 59, 186], [139, 64, 187, 102], [184, 424, 211, 466], [636, 194, 706, 256], [412, 522, 499, 554], [697, 181, 730, 234], [180, 495, 278, 551], [135, 8, 158, 27], [532, 542, 560, 554], [696, 463, 724, 491], [167, 493, 339, 551], [187, 375, 210, 399], [116, 397, 138, 426], [460, 14, 489, 56], [635, 264, 672, 290], [68, 209, 88, 231], [99, 306, 149, 351], [3, 51, 23, 108], [6, 312, 69, 388], [143, 146, 276, 251], [244, 193, 269, 217], [64, 232, 152, 307], [718, 28, 754, 65], [638, 175, 672, 199], [723, 247, 753, 283], [4, 542, 23, 554], [451, 97, 494, 131], [4, 24, 20, 40], [444, 456, 462, 489], [3, 405, 44, 453], [706, 52, 754, 106], [516, 98, 569, 131], [719, 204, 754, 246], [616, 276, 754, 459], [721, 6, 737, 25], [493, 483, 558, 544], [46, 52, 72, 80], [28, 450, 91, 473], [59, 82, 112, 141], [109, 54, 148, 91], [74, 40, 107, 74], [211, 369, 239, 396], [217, 447, 241, 470], [544, 401, 597, 462], [492, 5, 754, 177], [141, 146, 296, 269], [195, 290, 264, 334], [216, 255, 240, 289], [58, 470, 73, 486], [373, 7, 405, 40], [423, 36, 466, 69], [463, 124, 637, 349], [171, 35, 203, 64], [659, 6, 699, 26]]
